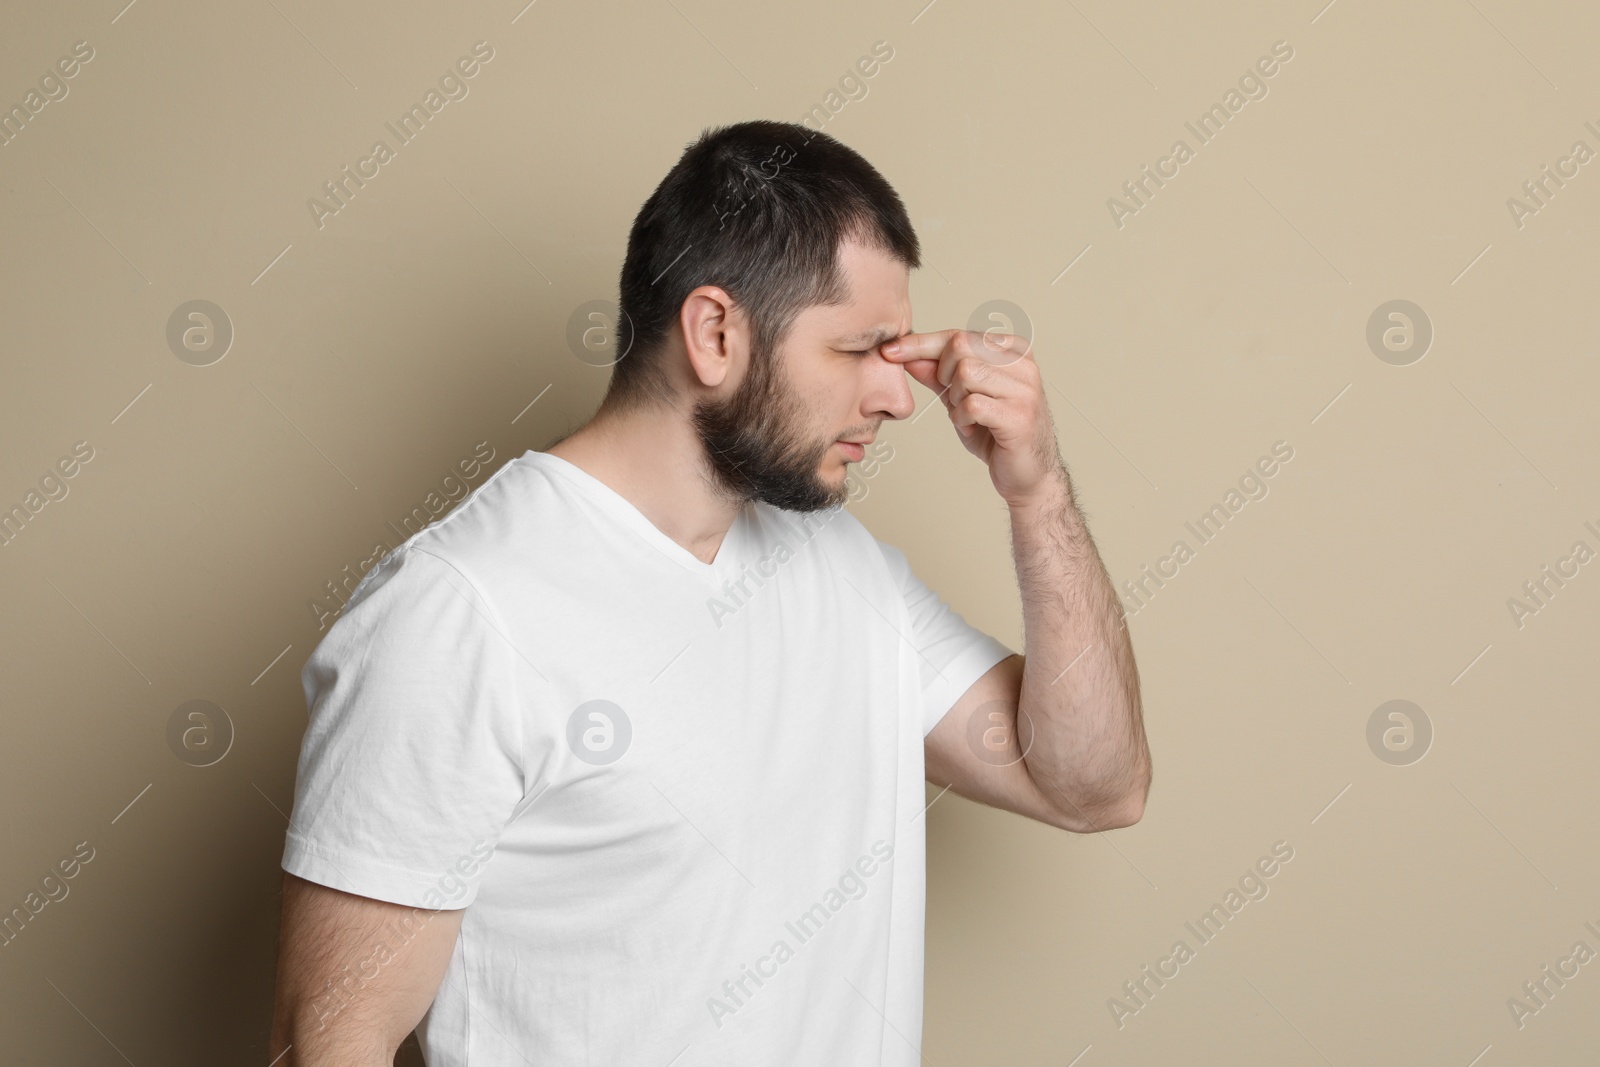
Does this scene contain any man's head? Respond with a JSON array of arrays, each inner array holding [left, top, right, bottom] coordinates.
[[606, 120, 921, 512]]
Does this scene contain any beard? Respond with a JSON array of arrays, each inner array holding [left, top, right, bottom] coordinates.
[[691, 337, 849, 513]]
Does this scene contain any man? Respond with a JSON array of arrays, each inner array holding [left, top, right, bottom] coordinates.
[[270, 119, 1149, 1066]]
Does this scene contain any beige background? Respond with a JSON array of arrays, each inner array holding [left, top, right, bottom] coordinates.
[[2, 0, 1597, 1062]]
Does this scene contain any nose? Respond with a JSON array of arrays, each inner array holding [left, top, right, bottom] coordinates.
[[870, 350, 917, 422]]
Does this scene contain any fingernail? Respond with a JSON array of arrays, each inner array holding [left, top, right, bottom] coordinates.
[[881, 341, 900, 356]]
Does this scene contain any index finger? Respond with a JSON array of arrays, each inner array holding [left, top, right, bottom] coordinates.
[[880, 329, 958, 362], [883, 329, 1031, 389]]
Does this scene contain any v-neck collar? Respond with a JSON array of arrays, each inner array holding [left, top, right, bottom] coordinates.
[[527, 450, 749, 583]]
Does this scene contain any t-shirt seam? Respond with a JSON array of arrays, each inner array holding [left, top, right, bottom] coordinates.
[[922, 637, 1017, 736], [404, 450, 523, 548], [339, 452, 523, 609], [458, 918, 474, 1061], [405, 544, 533, 809], [282, 829, 478, 909], [865, 524, 1015, 734]]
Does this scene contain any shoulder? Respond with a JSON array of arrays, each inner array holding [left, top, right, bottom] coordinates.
[[302, 540, 511, 699], [397, 450, 554, 585], [330, 452, 554, 629]]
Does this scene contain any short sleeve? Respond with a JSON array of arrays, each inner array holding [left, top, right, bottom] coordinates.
[[875, 539, 1017, 736], [282, 545, 526, 910]]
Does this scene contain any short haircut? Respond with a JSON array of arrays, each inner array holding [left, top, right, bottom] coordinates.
[[606, 119, 920, 410]]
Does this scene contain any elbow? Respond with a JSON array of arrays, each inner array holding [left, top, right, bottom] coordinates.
[[1034, 741, 1153, 833], [1106, 789, 1146, 829], [1078, 795, 1143, 832], [1059, 774, 1150, 834], [1112, 764, 1153, 828], [1111, 750, 1153, 828]]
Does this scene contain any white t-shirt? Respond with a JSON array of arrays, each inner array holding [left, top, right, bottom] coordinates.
[[282, 449, 1014, 1066]]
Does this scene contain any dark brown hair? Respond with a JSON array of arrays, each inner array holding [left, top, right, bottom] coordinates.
[[606, 119, 920, 411]]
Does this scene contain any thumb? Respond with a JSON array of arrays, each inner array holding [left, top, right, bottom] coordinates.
[[899, 357, 944, 395]]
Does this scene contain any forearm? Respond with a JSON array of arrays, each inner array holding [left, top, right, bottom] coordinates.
[[1009, 467, 1150, 826]]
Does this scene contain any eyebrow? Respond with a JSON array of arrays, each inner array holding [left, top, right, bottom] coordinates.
[[834, 327, 901, 348]]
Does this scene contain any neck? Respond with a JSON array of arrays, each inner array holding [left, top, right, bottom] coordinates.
[[544, 397, 744, 565]]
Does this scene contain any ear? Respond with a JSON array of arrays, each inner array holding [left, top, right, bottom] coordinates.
[[679, 285, 747, 389]]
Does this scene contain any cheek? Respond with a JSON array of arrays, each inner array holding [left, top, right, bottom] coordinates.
[[790, 360, 849, 416]]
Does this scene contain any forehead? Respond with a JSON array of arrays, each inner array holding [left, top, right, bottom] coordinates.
[[797, 235, 911, 343]]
